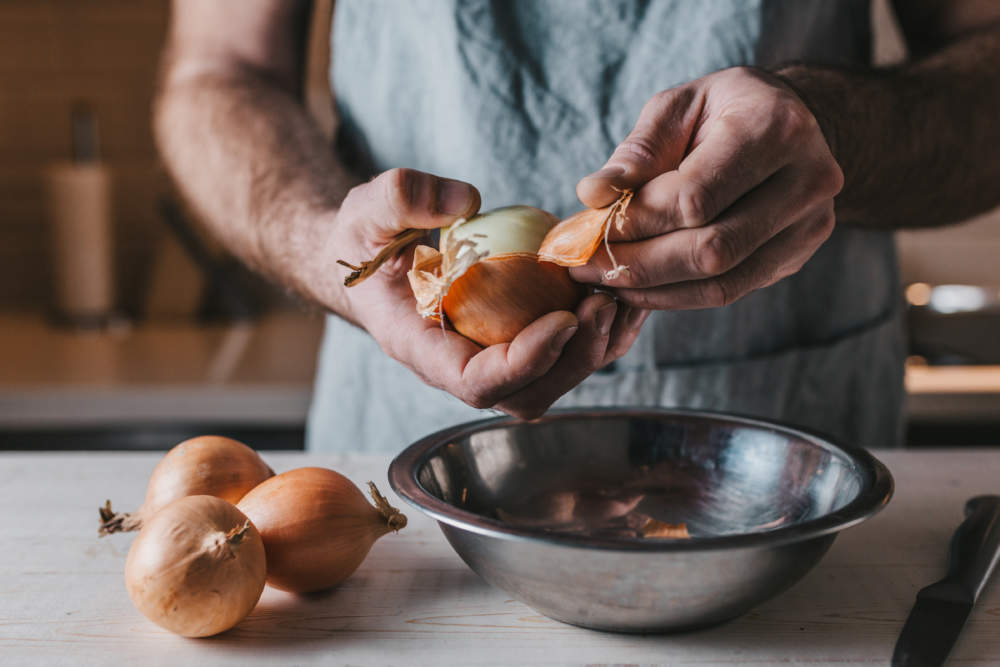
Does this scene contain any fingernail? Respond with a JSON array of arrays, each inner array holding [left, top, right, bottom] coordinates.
[[627, 307, 650, 330], [586, 165, 626, 181], [596, 302, 617, 336], [437, 179, 478, 216], [550, 325, 578, 352]]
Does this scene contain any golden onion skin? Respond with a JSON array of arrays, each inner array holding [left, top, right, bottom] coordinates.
[[237, 468, 398, 594], [441, 255, 586, 347], [124, 495, 266, 637]]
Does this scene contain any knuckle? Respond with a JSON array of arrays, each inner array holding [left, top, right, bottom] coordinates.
[[640, 88, 677, 121], [677, 179, 715, 227], [515, 405, 548, 421], [649, 88, 675, 109], [341, 184, 361, 210], [383, 167, 425, 216], [697, 278, 730, 309], [801, 159, 844, 202], [822, 160, 845, 197], [774, 98, 815, 137], [615, 132, 660, 166], [462, 388, 495, 411], [731, 65, 756, 80], [693, 226, 739, 277]]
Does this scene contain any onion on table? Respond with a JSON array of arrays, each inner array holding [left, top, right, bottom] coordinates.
[[338, 191, 633, 346], [98, 435, 274, 535], [124, 495, 266, 637], [237, 467, 407, 594]]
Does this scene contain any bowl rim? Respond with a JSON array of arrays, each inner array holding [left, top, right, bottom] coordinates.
[[388, 407, 894, 551]]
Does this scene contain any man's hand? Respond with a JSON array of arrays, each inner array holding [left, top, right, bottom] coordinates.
[[329, 168, 649, 420], [574, 67, 843, 310]]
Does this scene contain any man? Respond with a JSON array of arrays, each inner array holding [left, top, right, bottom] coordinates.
[[156, 1, 1000, 451]]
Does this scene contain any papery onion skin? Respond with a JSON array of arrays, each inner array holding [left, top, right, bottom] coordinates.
[[536, 207, 611, 266], [124, 495, 266, 637], [99, 435, 274, 535], [442, 255, 586, 347], [237, 467, 406, 594]]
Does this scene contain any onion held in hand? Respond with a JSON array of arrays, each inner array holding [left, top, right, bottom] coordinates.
[[236, 467, 406, 594], [99, 435, 274, 535], [124, 495, 266, 637], [407, 206, 586, 346], [339, 193, 633, 347]]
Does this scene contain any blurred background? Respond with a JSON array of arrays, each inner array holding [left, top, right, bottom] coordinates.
[[1, 0, 997, 450]]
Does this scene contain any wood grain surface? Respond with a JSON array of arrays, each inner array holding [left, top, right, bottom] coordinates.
[[2, 450, 998, 666]]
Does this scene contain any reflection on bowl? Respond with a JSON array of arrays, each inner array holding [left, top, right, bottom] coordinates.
[[389, 408, 892, 633]]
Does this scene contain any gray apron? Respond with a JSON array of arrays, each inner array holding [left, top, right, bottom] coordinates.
[[309, 0, 904, 452]]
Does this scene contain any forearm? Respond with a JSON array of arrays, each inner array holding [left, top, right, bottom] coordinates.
[[154, 64, 360, 319], [778, 23, 1000, 228]]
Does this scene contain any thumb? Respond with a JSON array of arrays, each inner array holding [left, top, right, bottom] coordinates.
[[367, 167, 481, 237], [576, 87, 698, 208]]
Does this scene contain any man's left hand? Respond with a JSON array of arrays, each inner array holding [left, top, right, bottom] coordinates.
[[574, 66, 843, 309]]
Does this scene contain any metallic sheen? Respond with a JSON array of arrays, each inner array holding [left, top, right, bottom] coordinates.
[[389, 408, 893, 632], [892, 495, 1000, 666]]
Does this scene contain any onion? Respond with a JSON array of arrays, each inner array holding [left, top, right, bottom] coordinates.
[[407, 206, 586, 346], [236, 467, 406, 594], [124, 495, 266, 637], [99, 435, 274, 535], [339, 193, 633, 346]]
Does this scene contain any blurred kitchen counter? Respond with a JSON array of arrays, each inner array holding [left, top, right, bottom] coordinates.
[[905, 363, 1000, 424], [1, 310, 998, 428], [0, 310, 324, 426]]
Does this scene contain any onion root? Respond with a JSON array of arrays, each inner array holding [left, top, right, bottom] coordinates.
[[98, 500, 141, 536], [368, 481, 408, 531]]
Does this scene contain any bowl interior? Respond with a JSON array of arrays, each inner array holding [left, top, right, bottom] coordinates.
[[413, 412, 867, 541]]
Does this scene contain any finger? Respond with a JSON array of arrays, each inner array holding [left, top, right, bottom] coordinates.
[[496, 293, 618, 420], [399, 307, 581, 410], [601, 305, 650, 366], [349, 167, 481, 240], [577, 85, 704, 208], [571, 166, 814, 287], [611, 206, 835, 310]]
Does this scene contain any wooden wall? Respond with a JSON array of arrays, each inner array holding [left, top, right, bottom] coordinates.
[[0, 0, 171, 313]]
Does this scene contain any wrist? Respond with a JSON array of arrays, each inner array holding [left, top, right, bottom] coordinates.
[[770, 65, 842, 161]]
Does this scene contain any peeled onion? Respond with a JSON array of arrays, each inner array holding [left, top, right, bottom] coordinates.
[[236, 467, 406, 594], [124, 495, 266, 637], [99, 435, 274, 535]]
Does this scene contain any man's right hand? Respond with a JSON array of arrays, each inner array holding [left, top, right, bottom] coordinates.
[[328, 168, 648, 420]]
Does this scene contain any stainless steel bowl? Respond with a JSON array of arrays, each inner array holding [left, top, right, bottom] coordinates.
[[389, 408, 893, 633]]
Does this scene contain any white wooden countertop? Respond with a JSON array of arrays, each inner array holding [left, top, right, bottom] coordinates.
[[2, 449, 999, 666]]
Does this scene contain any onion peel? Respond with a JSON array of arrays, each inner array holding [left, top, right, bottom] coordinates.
[[640, 518, 691, 539], [537, 190, 633, 280]]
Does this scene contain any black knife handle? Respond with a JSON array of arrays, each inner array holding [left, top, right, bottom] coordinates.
[[947, 495, 1000, 601]]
